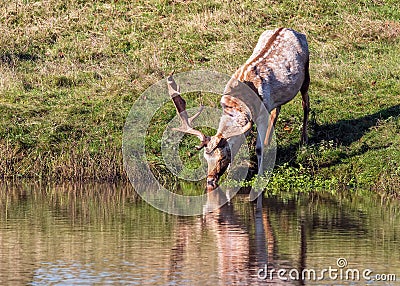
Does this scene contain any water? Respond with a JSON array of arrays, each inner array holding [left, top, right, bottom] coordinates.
[[0, 183, 399, 285]]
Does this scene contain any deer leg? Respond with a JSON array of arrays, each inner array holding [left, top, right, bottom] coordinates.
[[255, 125, 266, 209], [254, 107, 280, 209], [256, 106, 280, 176], [255, 133, 264, 174], [301, 92, 310, 145], [264, 107, 280, 147], [300, 61, 310, 145]]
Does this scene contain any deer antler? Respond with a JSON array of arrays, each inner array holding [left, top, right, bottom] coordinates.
[[167, 72, 209, 149]]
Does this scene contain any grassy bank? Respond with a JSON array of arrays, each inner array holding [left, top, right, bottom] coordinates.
[[0, 1, 399, 196]]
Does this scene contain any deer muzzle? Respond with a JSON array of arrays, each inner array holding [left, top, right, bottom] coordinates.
[[206, 175, 219, 191]]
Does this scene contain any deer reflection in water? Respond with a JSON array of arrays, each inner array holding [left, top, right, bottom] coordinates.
[[168, 189, 304, 285]]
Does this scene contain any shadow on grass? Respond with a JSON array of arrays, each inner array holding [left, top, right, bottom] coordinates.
[[276, 104, 400, 166]]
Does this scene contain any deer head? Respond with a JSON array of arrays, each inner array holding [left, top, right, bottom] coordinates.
[[167, 73, 252, 191]]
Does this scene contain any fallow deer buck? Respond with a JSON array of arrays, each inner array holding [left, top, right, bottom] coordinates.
[[168, 28, 310, 202]]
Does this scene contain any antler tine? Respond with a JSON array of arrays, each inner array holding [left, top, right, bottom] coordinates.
[[188, 105, 204, 125], [167, 73, 209, 149]]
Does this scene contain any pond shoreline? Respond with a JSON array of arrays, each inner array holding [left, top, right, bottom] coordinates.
[[1, 141, 399, 199], [1, 171, 399, 201]]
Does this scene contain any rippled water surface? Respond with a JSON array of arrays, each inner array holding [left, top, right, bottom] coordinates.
[[0, 183, 399, 285]]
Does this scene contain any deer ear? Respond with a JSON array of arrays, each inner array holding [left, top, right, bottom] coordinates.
[[205, 135, 223, 154], [217, 95, 252, 139], [195, 136, 210, 150], [218, 114, 252, 139], [223, 77, 239, 95]]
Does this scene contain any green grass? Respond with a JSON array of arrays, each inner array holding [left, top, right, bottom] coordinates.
[[0, 0, 399, 196]]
